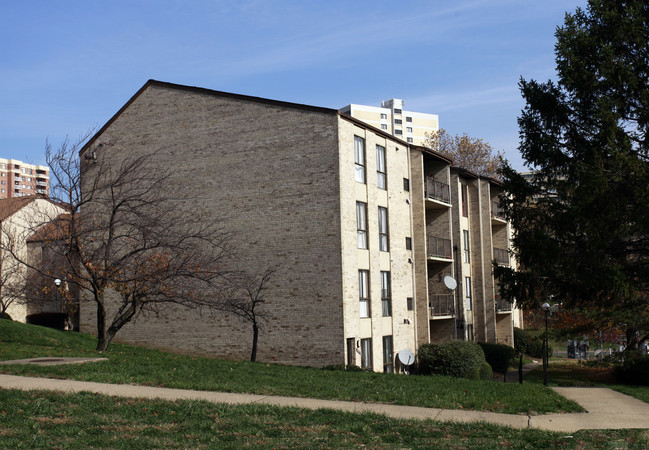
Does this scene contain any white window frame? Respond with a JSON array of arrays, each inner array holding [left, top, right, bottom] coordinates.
[[378, 207, 389, 251], [356, 202, 367, 249], [359, 270, 370, 318], [354, 136, 366, 183], [376, 144, 386, 190]]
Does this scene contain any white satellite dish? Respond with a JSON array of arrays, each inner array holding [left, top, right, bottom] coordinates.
[[443, 275, 457, 291], [397, 349, 415, 366]]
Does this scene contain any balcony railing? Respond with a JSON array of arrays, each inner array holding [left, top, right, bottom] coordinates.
[[495, 296, 513, 312], [491, 200, 506, 220], [427, 236, 452, 259], [493, 247, 510, 266], [430, 294, 455, 317], [425, 178, 451, 204]]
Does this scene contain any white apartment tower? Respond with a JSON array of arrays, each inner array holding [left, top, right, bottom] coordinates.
[[340, 99, 439, 146]]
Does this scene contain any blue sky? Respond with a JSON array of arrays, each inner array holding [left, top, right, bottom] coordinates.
[[1, 0, 588, 170]]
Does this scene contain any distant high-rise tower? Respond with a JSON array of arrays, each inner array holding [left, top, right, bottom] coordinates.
[[0, 159, 49, 199], [340, 99, 439, 146]]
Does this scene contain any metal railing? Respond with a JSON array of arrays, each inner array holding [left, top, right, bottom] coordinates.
[[430, 294, 455, 317], [495, 296, 513, 312], [426, 178, 451, 204], [427, 236, 452, 259], [491, 200, 506, 220], [493, 247, 510, 266]]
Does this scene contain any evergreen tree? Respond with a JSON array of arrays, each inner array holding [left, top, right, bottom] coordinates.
[[497, 0, 649, 349]]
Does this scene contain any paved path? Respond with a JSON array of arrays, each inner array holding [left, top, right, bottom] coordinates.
[[1, 374, 649, 432]]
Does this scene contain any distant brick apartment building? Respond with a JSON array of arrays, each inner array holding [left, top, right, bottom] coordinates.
[[78, 80, 517, 370], [0, 159, 49, 199]]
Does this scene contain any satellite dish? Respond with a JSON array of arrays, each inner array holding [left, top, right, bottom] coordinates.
[[443, 275, 457, 291], [397, 349, 415, 366]]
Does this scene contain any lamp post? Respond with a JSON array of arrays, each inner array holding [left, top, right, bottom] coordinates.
[[542, 302, 551, 386], [54, 278, 62, 312]]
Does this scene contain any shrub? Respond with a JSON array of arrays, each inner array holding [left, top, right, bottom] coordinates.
[[418, 340, 486, 379], [0, 312, 12, 320], [514, 328, 552, 358], [479, 361, 494, 380], [478, 342, 516, 373], [613, 356, 649, 385]]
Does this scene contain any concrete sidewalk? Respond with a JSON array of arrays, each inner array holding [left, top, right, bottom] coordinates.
[[1, 374, 648, 432]]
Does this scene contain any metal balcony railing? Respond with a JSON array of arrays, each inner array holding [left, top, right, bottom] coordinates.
[[427, 236, 452, 259], [430, 294, 455, 317], [493, 247, 510, 266], [495, 296, 513, 312], [491, 200, 506, 220], [425, 178, 451, 204]]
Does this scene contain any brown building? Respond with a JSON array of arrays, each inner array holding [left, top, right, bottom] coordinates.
[[0, 159, 49, 199], [77, 80, 517, 370]]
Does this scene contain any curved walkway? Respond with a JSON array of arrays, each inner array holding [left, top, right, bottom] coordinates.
[[1, 374, 649, 432]]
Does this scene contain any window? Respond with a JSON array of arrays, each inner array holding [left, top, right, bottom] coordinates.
[[380, 113, 387, 119], [394, 129, 403, 135], [356, 202, 367, 249], [394, 108, 402, 114], [403, 178, 410, 191], [354, 136, 366, 183], [406, 117, 412, 122], [381, 271, 391, 316], [378, 207, 389, 251], [381, 124, 388, 130], [461, 184, 469, 217], [383, 336, 394, 373], [467, 324, 474, 341], [22, 168, 26, 173], [465, 277, 472, 311], [0, 163, 5, 169], [407, 137, 413, 143], [394, 119, 402, 125], [406, 127, 413, 133], [1, 173, 4, 176], [347, 338, 355, 366], [1, 189, 4, 193], [359, 270, 370, 317], [360, 338, 372, 369], [407, 297, 413, 311], [463, 230, 470, 263], [405, 237, 412, 250], [376, 145, 386, 190], [1, 181, 4, 185]]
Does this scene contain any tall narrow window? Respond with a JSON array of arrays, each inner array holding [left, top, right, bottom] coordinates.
[[381, 271, 391, 317], [461, 184, 469, 217], [359, 270, 370, 318], [376, 144, 386, 190], [465, 277, 472, 311], [463, 230, 470, 263], [361, 338, 372, 369], [378, 207, 389, 251], [354, 136, 366, 183], [383, 336, 394, 373], [467, 324, 474, 341], [356, 202, 367, 249]]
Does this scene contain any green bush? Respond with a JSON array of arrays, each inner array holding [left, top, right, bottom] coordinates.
[[479, 361, 493, 380], [418, 340, 486, 379], [514, 328, 552, 358], [0, 312, 11, 320], [613, 356, 649, 385], [478, 342, 516, 373]]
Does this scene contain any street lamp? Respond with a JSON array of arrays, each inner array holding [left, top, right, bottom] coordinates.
[[542, 302, 551, 386], [54, 278, 62, 312]]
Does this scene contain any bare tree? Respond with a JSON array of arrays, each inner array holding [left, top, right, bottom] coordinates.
[[425, 129, 504, 178], [27, 134, 240, 351], [224, 269, 275, 362]]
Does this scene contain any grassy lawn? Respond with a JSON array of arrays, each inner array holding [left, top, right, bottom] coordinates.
[[1, 389, 647, 449], [0, 320, 581, 415]]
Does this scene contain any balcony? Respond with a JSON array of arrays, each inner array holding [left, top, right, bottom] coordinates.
[[427, 236, 452, 261], [495, 296, 513, 313], [36, 181, 47, 187], [430, 294, 455, 317], [493, 247, 510, 266], [425, 178, 451, 207], [491, 200, 506, 223]]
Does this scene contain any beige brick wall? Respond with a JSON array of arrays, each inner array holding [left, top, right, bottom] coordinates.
[[80, 84, 346, 367]]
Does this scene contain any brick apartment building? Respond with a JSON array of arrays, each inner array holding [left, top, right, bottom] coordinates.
[[78, 80, 517, 370], [0, 159, 49, 199]]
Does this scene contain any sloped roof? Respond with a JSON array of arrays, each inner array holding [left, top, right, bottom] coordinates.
[[26, 213, 71, 243], [0, 195, 61, 222]]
